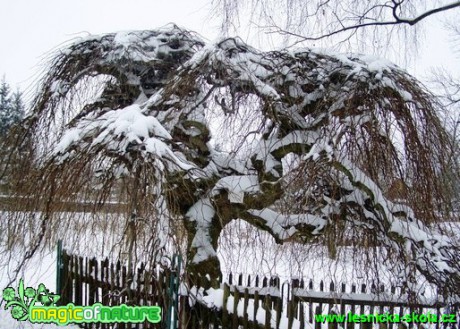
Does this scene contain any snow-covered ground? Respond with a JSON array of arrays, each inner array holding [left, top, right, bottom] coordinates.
[[0, 212, 125, 328], [0, 248, 78, 328], [1, 214, 458, 328]]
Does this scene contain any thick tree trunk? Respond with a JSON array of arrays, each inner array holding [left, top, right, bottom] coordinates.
[[184, 213, 224, 290], [186, 255, 222, 290]]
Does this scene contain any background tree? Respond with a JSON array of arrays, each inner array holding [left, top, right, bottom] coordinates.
[[213, 0, 460, 62], [0, 79, 12, 134], [427, 19, 460, 212], [2, 26, 460, 301], [0, 78, 24, 137], [0, 77, 25, 193]]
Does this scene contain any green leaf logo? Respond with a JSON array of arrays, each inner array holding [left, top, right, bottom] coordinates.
[[2, 279, 60, 322]]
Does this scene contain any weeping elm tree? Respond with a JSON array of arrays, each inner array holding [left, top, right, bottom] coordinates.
[[5, 25, 460, 297]]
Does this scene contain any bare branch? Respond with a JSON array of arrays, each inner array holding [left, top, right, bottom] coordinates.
[[278, 1, 460, 42]]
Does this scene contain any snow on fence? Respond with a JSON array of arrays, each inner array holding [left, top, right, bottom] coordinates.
[[58, 250, 459, 329]]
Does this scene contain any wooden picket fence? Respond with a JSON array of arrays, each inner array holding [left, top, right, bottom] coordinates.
[[58, 250, 173, 329], [58, 249, 459, 329], [212, 275, 458, 329]]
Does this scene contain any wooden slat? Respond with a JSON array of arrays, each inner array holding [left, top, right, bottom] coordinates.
[[233, 287, 239, 329], [77, 256, 83, 305], [243, 288, 249, 328], [222, 283, 230, 327], [265, 294, 272, 329]]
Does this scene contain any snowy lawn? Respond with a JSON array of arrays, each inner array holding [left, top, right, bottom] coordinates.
[[1, 216, 458, 328], [0, 249, 78, 329]]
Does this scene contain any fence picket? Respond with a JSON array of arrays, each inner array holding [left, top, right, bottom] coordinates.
[[101, 258, 109, 305], [340, 282, 346, 327], [222, 283, 230, 326], [254, 289, 260, 325], [359, 284, 366, 329], [109, 261, 115, 306], [77, 256, 83, 305], [315, 304, 321, 329], [264, 294, 271, 329], [60, 251, 69, 305], [275, 285, 282, 328], [317, 280, 324, 329], [89, 257, 96, 305], [243, 288, 249, 328], [233, 287, 239, 329], [299, 297, 305, 328]]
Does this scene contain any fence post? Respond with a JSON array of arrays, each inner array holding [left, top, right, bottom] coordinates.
[[243, 288, 249, 328], [264, 294, 272, 329], [222, 283, 231, 327], [56, 240, 63, 297], [166, 254, 182, 329], [233, 287, 239, 329], [288, 279, 299, 329]]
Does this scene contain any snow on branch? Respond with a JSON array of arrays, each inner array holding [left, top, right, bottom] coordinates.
[[333, 158, 460, 295]]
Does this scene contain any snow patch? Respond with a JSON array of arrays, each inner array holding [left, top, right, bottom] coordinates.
[[213, 175, 260, 203]]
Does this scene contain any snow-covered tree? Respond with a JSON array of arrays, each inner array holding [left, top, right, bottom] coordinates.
[[5, 25, 460, 299]]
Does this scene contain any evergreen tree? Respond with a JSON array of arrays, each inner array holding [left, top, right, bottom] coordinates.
[[0, 78, 12, 136], [0, 77, 25, 193], [0, 77, 24, 136]]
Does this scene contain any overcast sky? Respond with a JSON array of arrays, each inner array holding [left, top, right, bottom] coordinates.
[[0, 0, 458, 95], [0, 0, 219, 92]]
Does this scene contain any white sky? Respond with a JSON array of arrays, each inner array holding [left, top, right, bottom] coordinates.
[[0, 0, 458, 94], [0, 0, 219, 91]]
